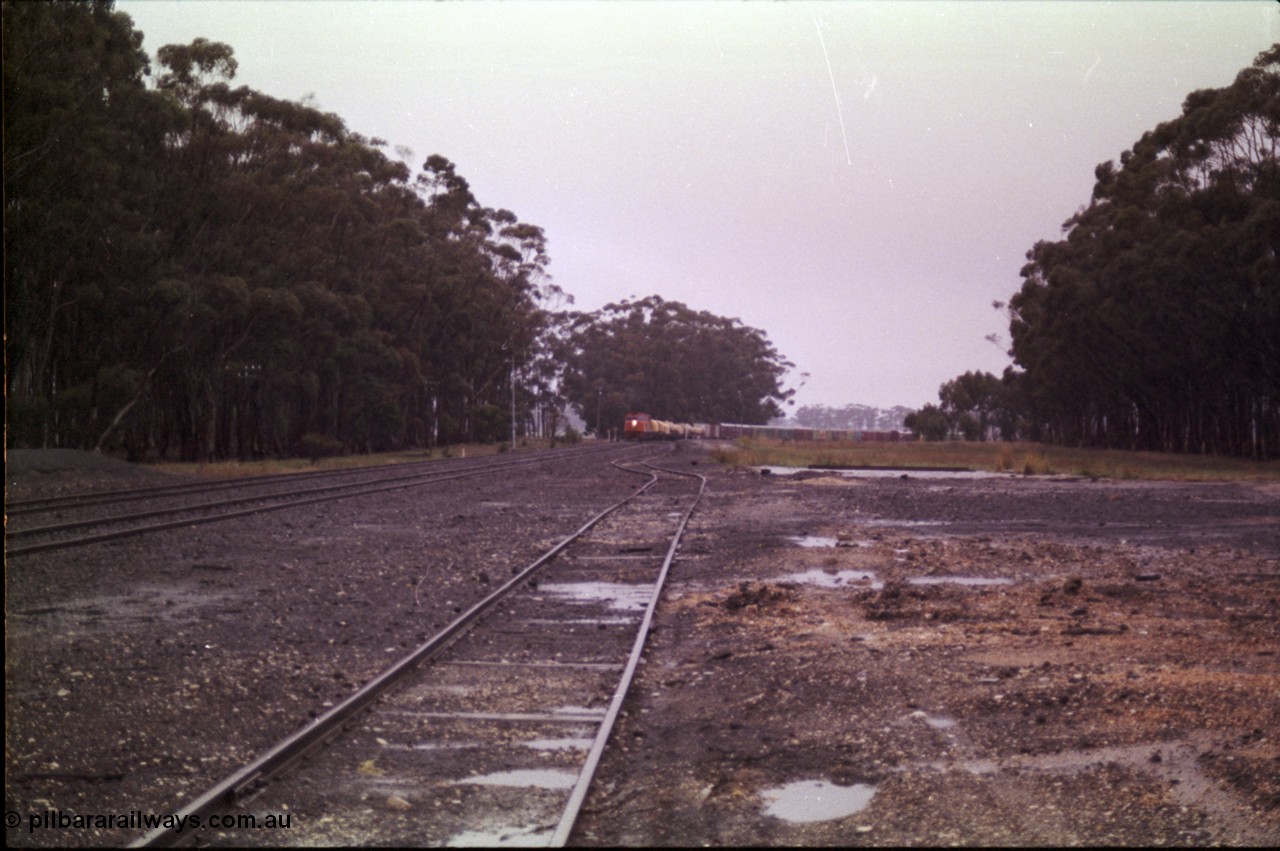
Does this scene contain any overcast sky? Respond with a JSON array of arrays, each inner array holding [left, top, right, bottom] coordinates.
[[116, 0, 1278, 411]]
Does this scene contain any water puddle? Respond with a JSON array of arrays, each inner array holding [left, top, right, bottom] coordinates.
[[522, 736, 593, 751], [787, 535, 875, 549], [864, 518, 947, 527], [907, 576, 1013, 587], [459, 769, 578, 790], [758, 466, 1007, 480], [760, 779, 877, 823], [781, 568, 883, 590], [549, 704, 604, 719], [537, 581, 652, 611], [789, 535, 839, 548], [446, 823, 549, 847], [926, 715, 957, 729], [517, 616, 637, 627]]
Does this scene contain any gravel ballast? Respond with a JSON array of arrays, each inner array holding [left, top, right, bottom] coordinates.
[[5, 445, 1278, 846]]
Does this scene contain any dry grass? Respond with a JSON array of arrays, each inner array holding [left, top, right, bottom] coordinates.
[[145, 438, 557, 480], [711, 439, 1279, 482]]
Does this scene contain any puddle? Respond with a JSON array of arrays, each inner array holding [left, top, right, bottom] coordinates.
[[13, 584, 233, 637], [926, 715, 957, 729], [549, 704, 605, 719], [761, 779, 877, 823], [522, 736, 593, 751], [789, 535, 839, 548], [517, 616, 637, 627], [758, 466, 1007, 480], [907, 576, 1013, 587], [459, 769, 578, 790], [446, 823, 549, 847], [781, 568, 882, 590], [537, 581, 653, 611], [787, 535, 875, 549], [405, 741, 479, 751], [864, 518, 947, 527]]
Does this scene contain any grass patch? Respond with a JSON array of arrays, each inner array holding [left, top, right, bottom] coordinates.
[[714, 439, 1279, 482], [146, 438, 556, 480]]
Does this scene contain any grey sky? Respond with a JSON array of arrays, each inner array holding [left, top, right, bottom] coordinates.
[[116, 1, 1278, 411]]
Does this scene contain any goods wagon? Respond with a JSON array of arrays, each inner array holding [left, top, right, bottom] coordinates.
[[706, 423, 912, 442]]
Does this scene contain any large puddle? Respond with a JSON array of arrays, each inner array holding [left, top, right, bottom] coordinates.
[[781, 568, 883, 589], [789, 535, 881, 549], [522, 736, 593, 752], [760, 779, 877, 823], [759, 466, 1008, 480], [781, 565, 1015, 591], [907, 576, 1013, 587], [458, 768, 578, 790], [536, 581, 653, 611]]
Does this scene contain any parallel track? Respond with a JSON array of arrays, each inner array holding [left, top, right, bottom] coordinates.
[[132, 454, 705, 847], [5, 444, 628, 558]]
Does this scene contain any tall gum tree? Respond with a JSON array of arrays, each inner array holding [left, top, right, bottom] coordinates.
[[1006, 44, 1278, 458], [557, 295, 794, 432]]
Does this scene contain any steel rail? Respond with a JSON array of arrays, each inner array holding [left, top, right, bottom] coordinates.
[[4, 443, 614, 515], [130, 457, 667, 848], [3, 458, 449, 515], [5, 445, 640, 558], [550, 459, 707, 846], [7, 449, 587, 540]]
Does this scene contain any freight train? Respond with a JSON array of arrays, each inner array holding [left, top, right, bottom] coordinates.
[[623, 412, 911, 442], [708, 423, 912, 442], [623, 412, 706, 440]]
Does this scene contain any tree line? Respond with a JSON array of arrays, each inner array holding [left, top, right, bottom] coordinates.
[[913, 45, 1278, 458], [788, 404, 912, 432], [4, 1, 792, 460], [555, 296, 794, 437]]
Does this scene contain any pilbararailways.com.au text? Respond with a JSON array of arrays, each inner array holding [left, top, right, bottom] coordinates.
[[11, 809, 292, 835]]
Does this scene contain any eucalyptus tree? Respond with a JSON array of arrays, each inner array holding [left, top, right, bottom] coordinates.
[[558, 295, 794, 430], [1006, 44, 1278, 457], [5, 2, 561, 459]]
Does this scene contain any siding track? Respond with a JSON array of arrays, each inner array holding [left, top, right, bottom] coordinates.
[[133, 453, 705, 846], [5, 445, 625, 558]]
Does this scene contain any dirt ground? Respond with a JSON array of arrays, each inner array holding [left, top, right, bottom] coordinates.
[[575, 456, 1280, 846], [5, 444, 1279, 846]]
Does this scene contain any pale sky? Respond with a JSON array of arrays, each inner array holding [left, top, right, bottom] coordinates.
[[116, 0, 1278, 411]]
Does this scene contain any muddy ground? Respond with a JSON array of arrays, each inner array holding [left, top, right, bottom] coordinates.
[[5, 444, 1279, 846]]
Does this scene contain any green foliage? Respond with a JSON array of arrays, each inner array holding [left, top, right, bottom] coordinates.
[[1003, 44, 1280, 458], [4, 1, 565, 459], [904, 404, 950, 441], [557, 295, 793, 429], [918, 369, 1027, 442]]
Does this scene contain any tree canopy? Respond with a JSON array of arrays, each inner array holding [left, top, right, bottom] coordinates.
[[790, 404, 912, 432], [1006, 44, 1278, 457], [556, 296, 794, 434], [5, 1, 564, 459], [915, 45, 1278, 457]]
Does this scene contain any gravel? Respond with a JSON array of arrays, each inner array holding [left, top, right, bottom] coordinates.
[[5, 447, 1278, 846]]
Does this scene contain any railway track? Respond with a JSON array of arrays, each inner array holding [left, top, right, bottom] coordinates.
[[132, 454, 706, 847], [4, 444, 628, 558]]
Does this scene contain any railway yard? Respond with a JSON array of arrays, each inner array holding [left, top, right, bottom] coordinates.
[[5, 442, 1279, 846]]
